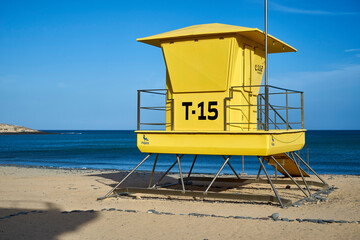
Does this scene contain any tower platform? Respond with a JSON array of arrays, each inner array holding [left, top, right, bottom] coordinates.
[[137, 129, 305, 156]]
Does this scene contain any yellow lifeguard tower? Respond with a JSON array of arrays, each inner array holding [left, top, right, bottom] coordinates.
[[103, 23, 329, 207]]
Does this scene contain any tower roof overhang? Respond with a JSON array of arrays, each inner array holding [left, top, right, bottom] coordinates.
[[137, 23, 297, 53]]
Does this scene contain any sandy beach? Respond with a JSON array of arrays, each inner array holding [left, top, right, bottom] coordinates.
[[0, 165, 359, 239]]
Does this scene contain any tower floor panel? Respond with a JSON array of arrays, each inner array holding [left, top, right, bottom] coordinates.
[[136, 129, 305, 156]]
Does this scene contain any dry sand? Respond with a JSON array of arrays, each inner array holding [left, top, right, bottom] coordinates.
[[0, 165, 359, 239]]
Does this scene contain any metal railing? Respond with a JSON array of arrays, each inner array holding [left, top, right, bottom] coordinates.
[[225, 85, 304, 131], [137, 89, 174, 130], [138, 85, 304, 131]]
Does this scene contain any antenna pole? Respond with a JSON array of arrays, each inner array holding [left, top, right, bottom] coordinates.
[[264, 0, 269, 131]]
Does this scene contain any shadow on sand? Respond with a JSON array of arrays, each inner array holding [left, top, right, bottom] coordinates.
[[89, 170, 254, 195], [90, 170, 179, 189], [0, 202, 98, 240]]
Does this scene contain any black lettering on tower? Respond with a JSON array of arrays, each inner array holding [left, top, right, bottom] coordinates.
[[182, 102, 192, 120]]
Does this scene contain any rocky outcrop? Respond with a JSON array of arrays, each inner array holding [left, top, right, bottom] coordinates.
[[0, 124, 42, 134]]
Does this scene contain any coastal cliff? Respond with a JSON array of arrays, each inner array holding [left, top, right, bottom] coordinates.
[[0, 124, 43, 134]]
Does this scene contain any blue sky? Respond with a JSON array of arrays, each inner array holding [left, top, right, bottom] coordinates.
[[0, 0, 359, 130]]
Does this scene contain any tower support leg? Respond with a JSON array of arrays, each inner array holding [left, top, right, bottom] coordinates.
[[152, 154, 184, 188], [105, 153, 152, 198], [257, 156, 284, 208], [222, 155, 241, 180], [270, 156, 309, 197], [187, 155, 198, 178], [293, 152, 328, 186], [256, 159, 264, 179], [205, 156, 231, 193], [289, 152, 312, 196], [148, 153, 159, 188], [176, 154, 186, 193]]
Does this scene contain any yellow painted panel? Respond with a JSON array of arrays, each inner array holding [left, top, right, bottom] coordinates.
[[165, 70, 173, 131], [266, 132, 306, 155], [243, 45, 253, 92], [230, 42, 242, 86], [173, 92, 225, 131], [162, 37, 232, 93], [252, 47, 265, 95], [136, 130, 305, 156], [226, 38, 265, 131]]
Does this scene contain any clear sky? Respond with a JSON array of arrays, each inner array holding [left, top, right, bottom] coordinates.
[[1, 0, 359, 130]]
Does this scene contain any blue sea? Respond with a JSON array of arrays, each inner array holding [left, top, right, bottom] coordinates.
[[0, 130, 359, 175]]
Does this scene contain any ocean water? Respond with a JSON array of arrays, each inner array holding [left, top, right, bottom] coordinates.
[[0, 130, 359, 175]]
